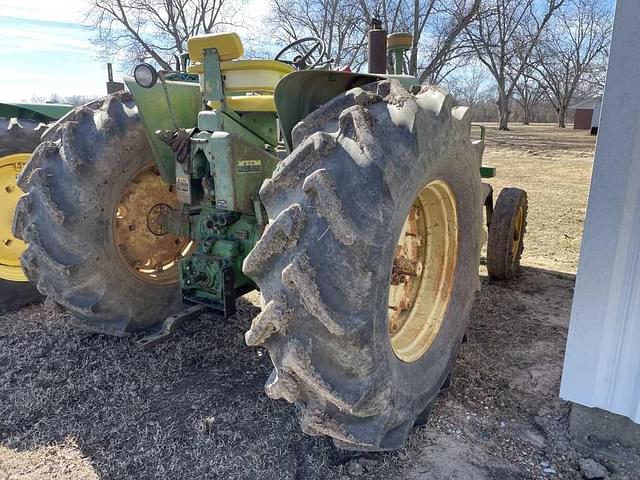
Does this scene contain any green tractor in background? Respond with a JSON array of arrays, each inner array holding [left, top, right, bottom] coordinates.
[[0, 101, 73, 312], [12, 25, 527, 450]]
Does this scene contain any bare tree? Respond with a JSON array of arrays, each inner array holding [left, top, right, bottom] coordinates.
[[267, 0, 368, 69], [357, 0, 480, 82], [85, 0, 241, 71], [514, 74, 545, 124], [576, 54, 608, 96], [442, 64, 491, 107], [533, 0, 612, 128], [416, 0, 481, 83], [512, 47, 545, 125], [27, 94, 99, 106], [466, 0, 565, 130], [266, 0, 479, 82]]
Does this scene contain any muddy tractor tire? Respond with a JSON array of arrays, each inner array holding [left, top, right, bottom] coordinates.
[[0, 117, 46, 313], [13, 93, 190, 335], [487, 188, 528, 280], [243, 80, 484, 450]]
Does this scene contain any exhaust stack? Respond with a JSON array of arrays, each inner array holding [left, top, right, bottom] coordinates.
[[368, 19, 387, 74]]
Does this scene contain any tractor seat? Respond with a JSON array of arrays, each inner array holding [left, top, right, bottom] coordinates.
[[187, 32, 294, 112], [188, 58, 294, 93], [207, 61, 294, 112], [219, 60, 294, 92], [187, 32, 244, 63]]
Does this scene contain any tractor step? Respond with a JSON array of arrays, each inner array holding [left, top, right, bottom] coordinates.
[[137, 303, 209, 349]]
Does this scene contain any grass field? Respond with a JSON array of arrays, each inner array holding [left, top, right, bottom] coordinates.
[[1, 123, 638, 479], [481, 123, 596, 274]]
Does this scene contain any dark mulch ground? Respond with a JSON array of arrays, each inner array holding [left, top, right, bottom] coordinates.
[[2, 268, 637, 479], [2, 126, 638, 480]]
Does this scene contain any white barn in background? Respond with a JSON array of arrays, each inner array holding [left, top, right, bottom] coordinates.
[[560, 0, 640, 426]]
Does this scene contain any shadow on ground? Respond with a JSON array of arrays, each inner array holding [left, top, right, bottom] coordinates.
[[0, 267, 636, 479]]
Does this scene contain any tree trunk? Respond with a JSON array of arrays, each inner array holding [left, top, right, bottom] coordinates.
[[497, 94, 511, 130], [557, 104, 567, 128], [522, 103, 531, 125]]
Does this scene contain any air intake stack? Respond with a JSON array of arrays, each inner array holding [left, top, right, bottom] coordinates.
[[386, 32, 413, 75]]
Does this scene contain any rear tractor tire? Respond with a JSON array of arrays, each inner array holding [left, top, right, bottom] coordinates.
[[487, 188, 528, 280], [243, 80, 484, 450], [0, 117, 46, 313], [13, 93, 191, 334]]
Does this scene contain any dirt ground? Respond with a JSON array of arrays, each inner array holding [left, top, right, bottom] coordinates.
[[1, 123, 639, 479]]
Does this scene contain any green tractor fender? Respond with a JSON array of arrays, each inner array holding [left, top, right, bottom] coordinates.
[[0, 102, 73, 123], [124, 78, 202, 184], [274, 70, 419, 150]]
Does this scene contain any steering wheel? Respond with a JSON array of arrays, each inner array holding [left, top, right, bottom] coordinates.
[[274, 37, 327, 70]]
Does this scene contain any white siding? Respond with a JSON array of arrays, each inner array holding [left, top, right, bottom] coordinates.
[[560, 0, 640, 423]]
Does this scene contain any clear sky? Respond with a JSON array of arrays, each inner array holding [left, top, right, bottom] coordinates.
[[0, 0, 268, 102], [0, 0, 104, 101]]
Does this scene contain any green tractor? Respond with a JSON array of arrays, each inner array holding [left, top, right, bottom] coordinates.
[[12, 27, 527, 450], [0, 101, 73, 312]]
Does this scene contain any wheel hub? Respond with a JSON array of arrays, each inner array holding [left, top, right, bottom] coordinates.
[[388, 180, 459, 363], [0, 153, 29, 282], [113, 165, 192, 285], [147, 203, 173, 236]]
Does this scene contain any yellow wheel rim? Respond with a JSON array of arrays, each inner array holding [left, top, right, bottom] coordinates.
[[511, 205, 525, 261], [0, 153, 29, 282], [113, 164, 193, 285], [388, 180, 458, 363]]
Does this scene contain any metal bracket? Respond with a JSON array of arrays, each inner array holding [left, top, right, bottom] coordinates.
[[482, 183, 494, 228], [221, 266, 236, 317], [203, 48, 224, 105], [137, 303, 209, 349]]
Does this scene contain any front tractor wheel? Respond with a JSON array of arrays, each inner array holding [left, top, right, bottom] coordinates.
[[13, 94, 189, 334], [487, 188, 528, 280], [243, 80, 484, 450]]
